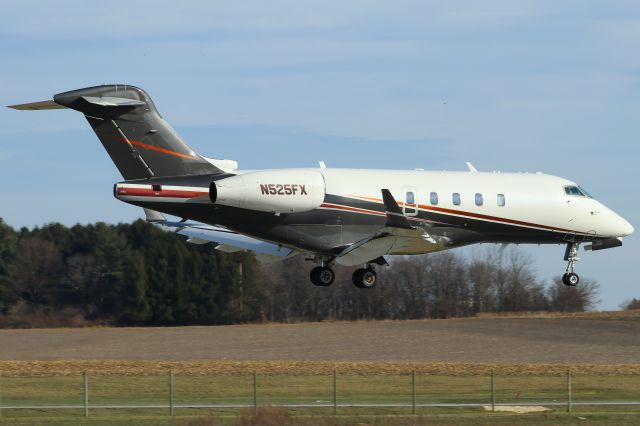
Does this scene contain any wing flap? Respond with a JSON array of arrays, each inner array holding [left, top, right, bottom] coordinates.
[[335, 227, 444, 266]]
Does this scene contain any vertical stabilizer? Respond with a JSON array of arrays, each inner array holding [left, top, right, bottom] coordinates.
[[51, 85, 221, 179]]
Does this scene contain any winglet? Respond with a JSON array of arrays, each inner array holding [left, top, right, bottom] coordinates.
[[381, 189, 413, 229]]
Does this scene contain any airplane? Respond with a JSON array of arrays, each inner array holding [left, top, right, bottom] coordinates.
[[9, 85, 634, 289]]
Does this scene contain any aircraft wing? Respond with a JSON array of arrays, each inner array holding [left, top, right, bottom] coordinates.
[[335, 189, 446, 266], [143, 209, 296, 264]]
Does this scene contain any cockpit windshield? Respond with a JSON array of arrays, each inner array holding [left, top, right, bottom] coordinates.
[[564, 185, 593, 198]]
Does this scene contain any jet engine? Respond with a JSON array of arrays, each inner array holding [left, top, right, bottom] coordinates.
[[210, 170, 325, 214]]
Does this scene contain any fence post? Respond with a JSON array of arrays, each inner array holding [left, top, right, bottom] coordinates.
[[0, 371, 2, 418], [411, 370, 416, 415], [490, 369, 496, 412], [332, 369, 337, 415], [83, 370, 89, 417], [566, 368, 572, 413], [169, 369, 174, 416], [252, 371, 257, 411]]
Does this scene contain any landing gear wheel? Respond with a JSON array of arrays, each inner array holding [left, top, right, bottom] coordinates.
[[310, 266, 335, 287], [352, 268, 377, 289], [562, 272, 579, 287]]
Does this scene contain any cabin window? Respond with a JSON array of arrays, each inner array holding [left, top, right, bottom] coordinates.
[[430, 192, 438, 205], [406, 191, 415, 204], [452, 193, 461, 205], [497, 193, 505, 207], [475, 193, 483, 206]]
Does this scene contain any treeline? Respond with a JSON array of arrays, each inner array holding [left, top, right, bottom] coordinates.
[[0, 218, 600, 327], [258, 250, 600, 322], [0, 219, 256, 327]]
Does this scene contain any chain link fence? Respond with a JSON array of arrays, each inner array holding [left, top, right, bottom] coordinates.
[[1, 369, 639, 418]]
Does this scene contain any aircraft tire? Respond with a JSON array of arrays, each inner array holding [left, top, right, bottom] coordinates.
[[352, 268, 376, 289], [562, 272, 579, 287], [310, 266, 335, 286]]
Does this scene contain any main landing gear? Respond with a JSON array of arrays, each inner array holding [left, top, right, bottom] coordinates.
[[310, 265, 335, 287], [352, 266, 377, 289], [562, 242, 580, 287], [309, 264, 378, 289], [307, 260, 378, 289]]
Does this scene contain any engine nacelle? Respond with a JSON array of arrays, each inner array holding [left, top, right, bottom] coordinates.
[[210, 170, 325, 213]]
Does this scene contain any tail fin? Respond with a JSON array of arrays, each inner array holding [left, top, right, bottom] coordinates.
[[13, 85, 222, 179]]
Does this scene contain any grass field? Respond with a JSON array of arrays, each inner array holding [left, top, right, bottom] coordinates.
[[0, 363, 639, 425], [3, 410, 640, 426]]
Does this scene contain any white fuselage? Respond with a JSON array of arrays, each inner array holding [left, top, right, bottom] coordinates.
[[115, 167, 634, 257], [318, 169, 632, 239]]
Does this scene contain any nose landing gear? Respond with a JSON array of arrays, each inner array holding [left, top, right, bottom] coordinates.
[[562, 242, 580, 286]]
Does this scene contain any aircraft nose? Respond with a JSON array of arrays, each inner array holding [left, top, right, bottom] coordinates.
[[600, 207, 634, 237], [621, 220, 634, 237]]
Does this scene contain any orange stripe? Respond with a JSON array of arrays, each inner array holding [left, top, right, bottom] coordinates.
[[112, 136, 196, 160], [416, 204, 572, 232], [320, 203, 386, 216], [349, 195, 382, 202], [345, 194, 574, 233]]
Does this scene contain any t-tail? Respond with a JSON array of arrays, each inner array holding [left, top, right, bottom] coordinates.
[[9, 84, 227, 179]]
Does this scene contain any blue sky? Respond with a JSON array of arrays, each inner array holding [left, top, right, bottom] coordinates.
[[0, 1, 638, 309]]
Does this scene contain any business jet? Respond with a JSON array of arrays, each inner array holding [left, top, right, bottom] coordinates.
[[9, 85, 633, 289]]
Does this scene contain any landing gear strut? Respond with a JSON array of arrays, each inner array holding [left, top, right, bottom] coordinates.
[[562, 242, 580, 287], [310, 265, 335, 286], [352, 265, 377, 289]]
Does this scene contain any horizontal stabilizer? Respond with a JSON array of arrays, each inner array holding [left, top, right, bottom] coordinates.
[[81, 96, 146, 107], [7, 100, 66, 110]]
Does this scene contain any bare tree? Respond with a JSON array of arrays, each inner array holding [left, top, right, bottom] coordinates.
[[621, 298, 640, 310], [254, 246, 599, 321], [547, 277, 600, 312]]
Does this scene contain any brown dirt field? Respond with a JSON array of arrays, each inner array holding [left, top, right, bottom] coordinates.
[[0, 316, 639, 374]]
